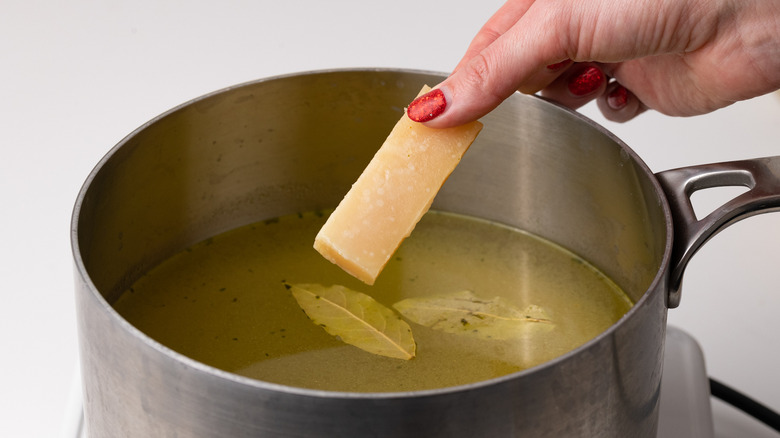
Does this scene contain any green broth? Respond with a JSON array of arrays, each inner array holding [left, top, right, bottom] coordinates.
[[114, 210, 633, 392]]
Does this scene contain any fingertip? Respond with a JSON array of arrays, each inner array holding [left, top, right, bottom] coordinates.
[[540, 63, 608, 110], [406, 88, 448, 123], [545, 59, 572, 71], [407, 77, 501, 129], [597, 83, 645, 123], [606, 84, 630, 109], [566, 65, 607, 98]]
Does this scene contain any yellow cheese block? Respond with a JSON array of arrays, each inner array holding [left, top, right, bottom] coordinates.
[[314, 85, 483, 285]]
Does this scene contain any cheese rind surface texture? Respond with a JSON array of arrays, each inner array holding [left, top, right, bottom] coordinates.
[[314, 86, 483, 285]]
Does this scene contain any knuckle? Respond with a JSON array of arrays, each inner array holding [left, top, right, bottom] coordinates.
[[461, 52, 494, 89], [459, 52, 505, 103]]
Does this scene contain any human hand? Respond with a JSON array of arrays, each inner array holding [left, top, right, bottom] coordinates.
[[406, 0, 780, 127]]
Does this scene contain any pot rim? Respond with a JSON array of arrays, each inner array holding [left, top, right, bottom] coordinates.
[[70, 67, 675, 401]]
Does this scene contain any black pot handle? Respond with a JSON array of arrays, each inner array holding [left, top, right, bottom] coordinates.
[[656, 156, 780, 308]]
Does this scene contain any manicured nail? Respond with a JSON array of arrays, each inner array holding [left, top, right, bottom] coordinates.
[[407, 88, 447, 122], [607, 85, 629, 109], [567, 66, 605, 96], [546, 59, 571, 70]]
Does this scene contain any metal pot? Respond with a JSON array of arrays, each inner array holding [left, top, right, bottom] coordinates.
[[71, 69, 780, 437]]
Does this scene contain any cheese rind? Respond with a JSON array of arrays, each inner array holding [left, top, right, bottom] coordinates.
[[314, 86, 483, 285]]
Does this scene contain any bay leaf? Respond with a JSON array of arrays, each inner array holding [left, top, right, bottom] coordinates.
[[393, 290, 553, 340], [287, 283, 416, 360]]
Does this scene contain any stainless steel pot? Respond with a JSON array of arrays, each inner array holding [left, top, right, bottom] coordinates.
[[71, 69, 780, 437]]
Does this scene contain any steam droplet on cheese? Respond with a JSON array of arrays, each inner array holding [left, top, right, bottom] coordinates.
[[314, 85, 483, 285]]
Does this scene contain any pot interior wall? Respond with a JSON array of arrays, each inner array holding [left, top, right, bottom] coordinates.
[[75, 69, 667, 306]]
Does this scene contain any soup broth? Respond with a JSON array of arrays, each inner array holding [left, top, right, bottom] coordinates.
[[114, 211, 633, 392]]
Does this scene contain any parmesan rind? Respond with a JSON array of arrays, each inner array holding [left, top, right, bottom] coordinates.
[[314, 85, 483, 284]]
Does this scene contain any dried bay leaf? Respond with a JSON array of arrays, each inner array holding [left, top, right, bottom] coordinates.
[[286, 283, 416, 360], [393, 290, 553, 340]]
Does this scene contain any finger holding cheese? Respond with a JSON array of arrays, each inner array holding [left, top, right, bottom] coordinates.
[[314, 85, 483, 285]]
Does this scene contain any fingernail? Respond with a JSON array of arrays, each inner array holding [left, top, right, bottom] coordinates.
[[607, 85, 629, 109], [567, 66, 605, 96], [407, 88, 447, 122], [546, 59, 571, 70]]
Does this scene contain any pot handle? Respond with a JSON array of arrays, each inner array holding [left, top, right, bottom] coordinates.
[[656, 156, 780, 308]]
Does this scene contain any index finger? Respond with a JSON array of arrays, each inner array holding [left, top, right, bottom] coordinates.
[[453, 0, 538, 73]]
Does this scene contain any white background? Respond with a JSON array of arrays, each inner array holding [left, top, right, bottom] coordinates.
[[1, 1, 778, 437]]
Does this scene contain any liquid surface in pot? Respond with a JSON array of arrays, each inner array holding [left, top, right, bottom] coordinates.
[[114, 211, 633, 392]]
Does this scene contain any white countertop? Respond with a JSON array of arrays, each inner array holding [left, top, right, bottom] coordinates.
[[2, 1, 778, 437]]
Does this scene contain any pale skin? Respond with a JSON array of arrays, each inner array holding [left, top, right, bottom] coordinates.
[[419, 0, 780, 127]]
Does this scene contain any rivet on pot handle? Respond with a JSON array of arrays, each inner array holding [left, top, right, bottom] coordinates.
[[656, 156, 780, 308]]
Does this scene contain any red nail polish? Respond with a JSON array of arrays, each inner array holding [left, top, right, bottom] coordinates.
[[567, 66, 605, 96], [546, 59, 571, 70], [607, 85, 629, 109], [407, 88, 447, 122]]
